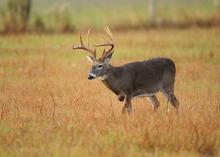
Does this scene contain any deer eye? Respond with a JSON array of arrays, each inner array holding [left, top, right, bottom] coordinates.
[[97, 64, 103, 68]]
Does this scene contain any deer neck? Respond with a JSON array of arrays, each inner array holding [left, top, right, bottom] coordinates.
[[101, 65, 122, 95]]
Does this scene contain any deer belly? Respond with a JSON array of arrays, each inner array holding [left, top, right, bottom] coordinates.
[[132, 93, 156, 99]]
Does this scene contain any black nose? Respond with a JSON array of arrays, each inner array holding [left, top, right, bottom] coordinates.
[[88, 75, 95, 80]]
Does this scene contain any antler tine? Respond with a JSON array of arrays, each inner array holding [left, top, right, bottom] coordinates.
[[87, 29, 96, 58], [104, 26, 113, 42], [94, 27, 114, 46], [79, 33, 84, 46], [87, 29, 91, 47], [94, 26, 114, 61], [72, 31, 96, 58]]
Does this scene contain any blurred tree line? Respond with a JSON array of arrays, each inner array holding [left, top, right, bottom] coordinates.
[[2, 0, 32, 33], [0, 0, 219, 34], [1, 0, 74, 34]]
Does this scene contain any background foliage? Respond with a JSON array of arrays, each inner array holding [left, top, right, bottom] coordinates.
[[0, 0, 220, 33]]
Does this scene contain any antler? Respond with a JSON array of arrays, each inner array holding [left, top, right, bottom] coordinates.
[[72, 29, 96, 58], [94, 26, 114, 61]]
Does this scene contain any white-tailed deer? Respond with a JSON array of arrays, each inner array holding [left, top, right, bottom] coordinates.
[[73, 27, 179, 115]]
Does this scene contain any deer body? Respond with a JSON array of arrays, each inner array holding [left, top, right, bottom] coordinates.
[[102, 58, 175, 98], [100, 58, 178, 114], [73, 27, 179, 115]]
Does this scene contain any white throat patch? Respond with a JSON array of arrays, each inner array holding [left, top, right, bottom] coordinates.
[[98, 75, 107, 80]]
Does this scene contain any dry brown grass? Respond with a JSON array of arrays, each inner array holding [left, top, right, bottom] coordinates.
[[0, 28, 220, 157]]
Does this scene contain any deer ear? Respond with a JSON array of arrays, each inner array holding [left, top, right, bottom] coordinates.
[[104, 51, 113, 63], [86, 56, 93, 62]]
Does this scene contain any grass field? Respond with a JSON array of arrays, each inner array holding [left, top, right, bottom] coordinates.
[[0, 27, 220, 157]]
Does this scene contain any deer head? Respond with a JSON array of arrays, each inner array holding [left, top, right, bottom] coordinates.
[[73, 27, 114, 80]]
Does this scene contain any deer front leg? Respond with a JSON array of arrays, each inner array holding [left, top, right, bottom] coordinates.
[[122, 96, 132, 115], [148, 95, 160, 111]]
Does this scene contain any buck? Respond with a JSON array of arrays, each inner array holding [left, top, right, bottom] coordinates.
[[72, 27, 179, 115]]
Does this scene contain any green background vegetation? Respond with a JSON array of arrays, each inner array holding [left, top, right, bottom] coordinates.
[[0, 0, 220, 33]]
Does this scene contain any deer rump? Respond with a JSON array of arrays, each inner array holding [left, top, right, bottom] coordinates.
[[102, 57, 176, 101]]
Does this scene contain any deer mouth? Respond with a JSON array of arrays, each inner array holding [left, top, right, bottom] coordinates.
[[88, 73, 96, 80]]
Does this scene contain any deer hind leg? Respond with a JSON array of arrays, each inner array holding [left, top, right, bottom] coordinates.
[[147, 95, 160, 111], [122, 96, 132, 116], [161, 87, 179, 112]]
